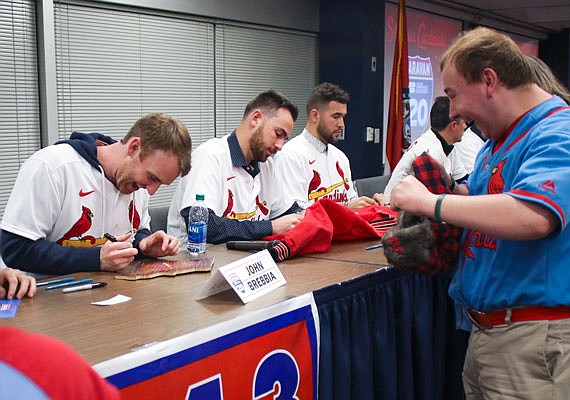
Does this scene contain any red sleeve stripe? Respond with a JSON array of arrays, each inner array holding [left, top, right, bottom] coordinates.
[[510, 189, 566, 227]]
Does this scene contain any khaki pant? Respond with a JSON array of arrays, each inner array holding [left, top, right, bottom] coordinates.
[[463, 319, 570, 400]]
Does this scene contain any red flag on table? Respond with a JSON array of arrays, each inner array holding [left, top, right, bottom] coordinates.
[[386, 0, 410, 172]]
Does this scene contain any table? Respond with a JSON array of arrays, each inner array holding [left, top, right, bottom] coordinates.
[[1, 240, 467, 399], [1, 240, 388, 365]]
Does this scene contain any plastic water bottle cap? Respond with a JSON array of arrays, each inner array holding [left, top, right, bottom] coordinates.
[[196, 194, 205, 201]]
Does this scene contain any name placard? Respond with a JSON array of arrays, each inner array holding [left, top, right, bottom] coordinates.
[[196, 250, 286, 303]]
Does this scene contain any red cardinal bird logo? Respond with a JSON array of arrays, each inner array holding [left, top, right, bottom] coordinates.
[[222, 189, 234, 217], [336, 162, 349, 190], [128, 200, 141, 230], [56, 205, 94, 245], [488, 159, 506, 194], [308, 170, 322, 195], [255, 195, 269, 215]]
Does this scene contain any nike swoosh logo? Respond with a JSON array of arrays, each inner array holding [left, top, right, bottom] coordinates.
[[309, 160, 316, 165], [79, 189, 95, 197], [227, 176, 236, 181]]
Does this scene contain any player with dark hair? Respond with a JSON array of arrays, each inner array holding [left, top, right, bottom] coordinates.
[[168, 90, 304, 244], [383, 95, 468, 198], [276, 82, 380, 210]]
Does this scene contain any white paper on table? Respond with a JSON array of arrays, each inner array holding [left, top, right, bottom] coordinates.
[[91, 294, 132, 306]]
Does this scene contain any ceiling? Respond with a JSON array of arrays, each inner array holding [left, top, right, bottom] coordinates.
[[408, 0, 570, 39]]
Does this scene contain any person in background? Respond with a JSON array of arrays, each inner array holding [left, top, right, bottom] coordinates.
[[0, 267, 35, 299], [168, 90, 304, 245], [275, 82, 379, 210], [390, 27, 570, 399], [0, 113, 192, 276], [454, 121, 485, 174], [383, 96, 468, 198], [526, 54, 570, 104], [0, 326, 120, 399]]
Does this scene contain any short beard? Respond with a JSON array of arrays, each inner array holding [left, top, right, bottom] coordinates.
[[249, 124, 267, 162], [317, 123, 337, 145]]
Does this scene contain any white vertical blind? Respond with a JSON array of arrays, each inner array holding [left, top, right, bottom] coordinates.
[[50, 2, 318, 209], [215, 24, 318, 136], [0, 0, 41, 220], [54, 2, 215, 207]]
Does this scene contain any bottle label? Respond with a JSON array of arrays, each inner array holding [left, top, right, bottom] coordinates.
[[188, 222, 207, 253]]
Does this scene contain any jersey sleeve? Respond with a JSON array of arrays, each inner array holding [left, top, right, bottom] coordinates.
[[1, 157, 64, 241], [177, 143, 226, 215], [508, 122, 570, 228], [1, 230, 101, 275]]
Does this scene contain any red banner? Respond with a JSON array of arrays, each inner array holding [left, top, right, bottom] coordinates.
[[96, 295, 319, 400], [386, 0, 410, 172]]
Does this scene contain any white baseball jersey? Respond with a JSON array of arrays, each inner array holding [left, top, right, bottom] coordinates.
[[168, 133, 293, 245], [1, 143, 150, 247], [384, 129, 467, 197], [454, 127, 485, 173], [275, 129, 358, 208]]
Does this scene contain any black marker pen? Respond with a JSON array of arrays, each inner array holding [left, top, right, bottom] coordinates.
[[104, 233, 117, 242]]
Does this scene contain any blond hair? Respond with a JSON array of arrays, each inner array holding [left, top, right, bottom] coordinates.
[[440, 27, 533, 88]]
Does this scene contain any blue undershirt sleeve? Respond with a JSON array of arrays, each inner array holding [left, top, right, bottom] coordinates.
[[0, 230, 101, 275], [282, 201, 304, 215], [133, 228, 151, 260], [181, 207, 273, 244]]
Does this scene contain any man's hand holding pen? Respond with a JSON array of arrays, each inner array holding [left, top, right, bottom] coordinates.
[[100, 232, 138, 272]]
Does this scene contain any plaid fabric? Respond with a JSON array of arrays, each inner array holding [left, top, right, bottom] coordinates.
[[382, 152, 463, 274], [265, 198, 398, 263]]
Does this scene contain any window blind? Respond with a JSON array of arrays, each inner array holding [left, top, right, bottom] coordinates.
[[54, 2, 215, 207], [215, 24, 318, 137], [0, 0, 41, 220]]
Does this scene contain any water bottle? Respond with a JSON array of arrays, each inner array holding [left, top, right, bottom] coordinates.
[[187, 194, 209, 255]]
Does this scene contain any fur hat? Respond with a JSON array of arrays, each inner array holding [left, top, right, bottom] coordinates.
[[382, 152, 463, 274]]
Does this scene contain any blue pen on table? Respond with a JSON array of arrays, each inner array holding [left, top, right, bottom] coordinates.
[[45, 278, 93, 290], [365, 243, 384, 251], [36, 277, 75, 287]]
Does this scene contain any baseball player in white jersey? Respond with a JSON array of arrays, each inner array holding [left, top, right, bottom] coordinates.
[[168, 90, 304, 245], [1, 113, 192, 275], [384, 96, 468, 197], [454, 122, 485, 173], [276, 82, 380, 210]]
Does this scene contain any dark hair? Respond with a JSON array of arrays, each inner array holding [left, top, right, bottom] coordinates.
[[306, 82, 350, 115], [243, 90, 298, 122], [122, 112, 192, 176], [430, 96, 452, 131]]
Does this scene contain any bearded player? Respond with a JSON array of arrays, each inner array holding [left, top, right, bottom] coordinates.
[[275, 82, 380, 210]]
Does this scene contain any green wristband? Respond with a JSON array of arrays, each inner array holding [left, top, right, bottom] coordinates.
[[434, 194, 447, 223]]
